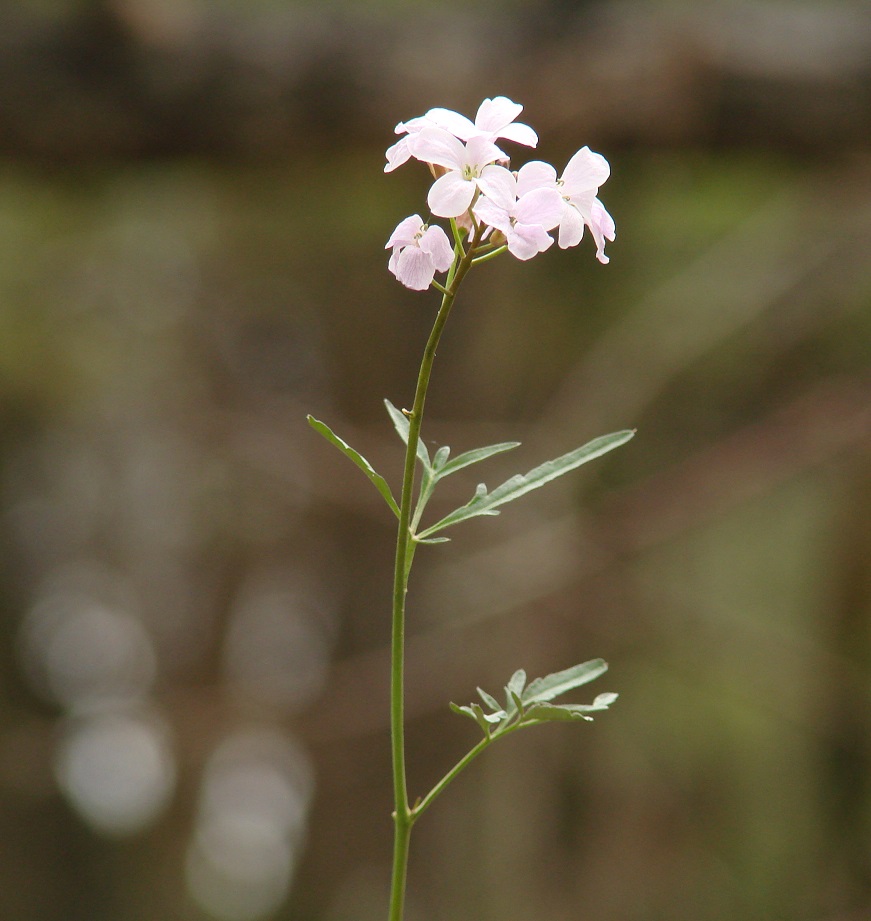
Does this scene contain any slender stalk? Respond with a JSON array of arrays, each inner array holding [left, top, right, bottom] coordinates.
[[387, 228, 483, 921], [412, 737, 491, 820], [411, 722, 525, 822]]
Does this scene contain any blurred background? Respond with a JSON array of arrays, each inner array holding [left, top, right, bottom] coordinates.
[[1, 1, 870, 919]]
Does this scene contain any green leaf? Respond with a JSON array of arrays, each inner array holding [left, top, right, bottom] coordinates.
[[503, 669, 527, 715], [417, 429, 635, 538], [522, 703, 595, 722], [591, 692, 619, 709], [507, 668, 527, 699], [450, 701, 501, 736], [476, 687, 504, 713], [523, 659, 609, 705], [307, 415, 400, 518], [432, 445, 451, 471], [384, 399, 431, 471], [436, 442, 521, 479], [522, 694, 619, 723]]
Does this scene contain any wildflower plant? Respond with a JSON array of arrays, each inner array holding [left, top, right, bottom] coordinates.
[[308, 96, 632, 921]]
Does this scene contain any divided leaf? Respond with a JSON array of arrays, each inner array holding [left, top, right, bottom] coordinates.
[[417, 429, 635, 538], [453, 663, 617, 739], [307, 415, 400, 518]]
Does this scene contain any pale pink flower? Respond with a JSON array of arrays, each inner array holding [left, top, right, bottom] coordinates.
[[385, 110, 478, 173], [473, 166, 563, 261], [464, 96, 538, 147], [406, 128, 506, 218], [587, 199, 616, 265], [516, 148, 615, 263], [386, 215, 455, 290], [385, 96, 537, 173]]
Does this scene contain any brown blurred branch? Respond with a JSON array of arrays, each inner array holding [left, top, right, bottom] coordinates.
[[2, 1, 871, 161]]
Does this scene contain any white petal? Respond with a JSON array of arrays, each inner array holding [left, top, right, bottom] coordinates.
[[476, 165, 517, 211], [428, 172, 475, 218], [507, 223, 553, 260], [515, 188, 563, 231], [516, 161, 557, 196], [464, 135, 506, 170], [475, 96, 523, 133], [407, 128, 466, 171], [396, 247, 435, 290], [419, 225, 455, 272], [557, 204, 585, 249], [561, 147, 610, 195], [386, 214, 424, 249], [496, 122, 538, 147], [593, 198, 616, 240], [588, 198, 616, 264], [385, 138, 412, 172], [424, 107, 477, 140], [472, 195, 512, 235]]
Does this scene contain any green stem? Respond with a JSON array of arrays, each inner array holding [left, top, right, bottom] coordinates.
[[413, 736, 491, 820], [412, 722, 525, 822], [387, 227, 483, 921]]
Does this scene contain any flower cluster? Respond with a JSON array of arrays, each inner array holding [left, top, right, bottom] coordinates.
[[385, 96, 615, 291]]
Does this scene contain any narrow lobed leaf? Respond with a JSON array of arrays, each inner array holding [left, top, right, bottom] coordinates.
[[507, 668, 527, 699], [436, 441, 521, 479], [504, 669, 527, 714], [476, 687, 504, 713], [522, 694, 618, 723], [521, 704, 595, 722], [591, 692, 619, 708], [523, 659, 609, 705], [417, 429, 635, 538], [307, 415, 400, 518]]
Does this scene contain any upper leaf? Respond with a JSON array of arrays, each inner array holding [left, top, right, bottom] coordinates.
[[417, 429, 635, 538], [307, 415, 400, 518]]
